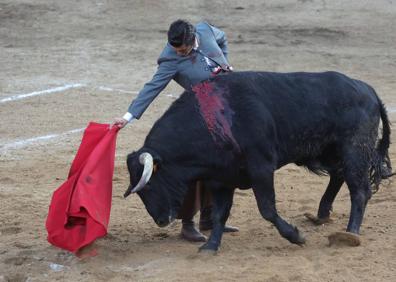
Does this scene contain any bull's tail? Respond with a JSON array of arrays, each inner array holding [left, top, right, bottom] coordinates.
[[370, 96, 394, 193]]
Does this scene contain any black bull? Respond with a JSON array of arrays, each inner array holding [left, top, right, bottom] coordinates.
[[125, 71, 392, 252]]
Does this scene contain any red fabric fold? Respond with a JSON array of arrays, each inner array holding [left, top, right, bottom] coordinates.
[[46, 122, 119, 253]]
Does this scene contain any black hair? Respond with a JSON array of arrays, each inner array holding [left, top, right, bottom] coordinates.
[[167, 19, 196, 47]]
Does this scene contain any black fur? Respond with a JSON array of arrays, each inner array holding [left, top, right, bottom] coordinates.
[[126, 71, 393, 251]]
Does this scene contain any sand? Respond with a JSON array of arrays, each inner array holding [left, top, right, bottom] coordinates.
[[1, 0, 395, 281]]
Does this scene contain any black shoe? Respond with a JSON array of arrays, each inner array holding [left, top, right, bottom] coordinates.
[[181, 224, 207, 242]]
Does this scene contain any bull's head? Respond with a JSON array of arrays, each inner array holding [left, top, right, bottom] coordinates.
[[124, 150, 177, 227]]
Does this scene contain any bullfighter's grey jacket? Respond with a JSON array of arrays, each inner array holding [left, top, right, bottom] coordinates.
[[126, 22, 231, 120]]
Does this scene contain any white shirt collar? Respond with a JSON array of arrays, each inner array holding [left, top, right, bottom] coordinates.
[[193, 36, 199, 50]]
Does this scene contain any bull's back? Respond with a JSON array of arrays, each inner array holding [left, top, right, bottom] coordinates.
[[221, 71, 377, 119], [215, 71, 381, 161]]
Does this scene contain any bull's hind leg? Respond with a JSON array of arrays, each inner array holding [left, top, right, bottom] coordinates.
[[199, 182, 235, 253], [252, 172, 305, 245], [328, 146, 372, 246], [305, 171, 344, 225], [344, 163, 371, 234]]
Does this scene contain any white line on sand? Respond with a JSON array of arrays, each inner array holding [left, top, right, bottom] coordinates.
[[0, 84, 85, 103], [99, 86, 180, 100], [388, 107, 396, 113], [0, 127, 85, 153], [97, 86, 138, 94], [165, 94, 179, 99], [0, 84, 177, 154]]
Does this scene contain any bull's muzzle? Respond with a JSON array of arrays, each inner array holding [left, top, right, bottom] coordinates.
[[155, 212, 176, 227]]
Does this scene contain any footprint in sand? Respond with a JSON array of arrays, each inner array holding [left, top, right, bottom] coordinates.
[[0, 226, 22, 235], [0, 177, 15, 184], [1, 274, 27, 282], [13, 242, 32, 249], [299, 198, 316, 205], [3, 256, 28, 266]]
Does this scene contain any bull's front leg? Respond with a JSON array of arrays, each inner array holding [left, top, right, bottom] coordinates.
[[252, 172, 306, 245], [199, 183, 235, 253]]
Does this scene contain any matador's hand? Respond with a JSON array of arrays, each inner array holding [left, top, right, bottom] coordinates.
[[112, 117, 128, 129]]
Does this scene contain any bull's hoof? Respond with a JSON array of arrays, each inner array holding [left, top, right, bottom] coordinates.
[[288, 226, 306, 246], [328, 231, 361, 247], [304, 213, 333, 225], [198, 248, 217, 256], [198, 242, 219, 254], [294, 228, 306, 246]]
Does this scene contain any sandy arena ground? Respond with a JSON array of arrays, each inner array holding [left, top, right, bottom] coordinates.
[[1, 0, 396, 281]]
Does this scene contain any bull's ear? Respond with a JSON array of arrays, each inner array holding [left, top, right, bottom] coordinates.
[[129, 148, 162, 170]]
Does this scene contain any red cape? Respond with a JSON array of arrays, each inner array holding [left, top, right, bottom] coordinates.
[[46, 122, 119, 253]]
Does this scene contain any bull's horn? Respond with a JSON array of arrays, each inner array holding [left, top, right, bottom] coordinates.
[[130, 152, 154, 193]]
